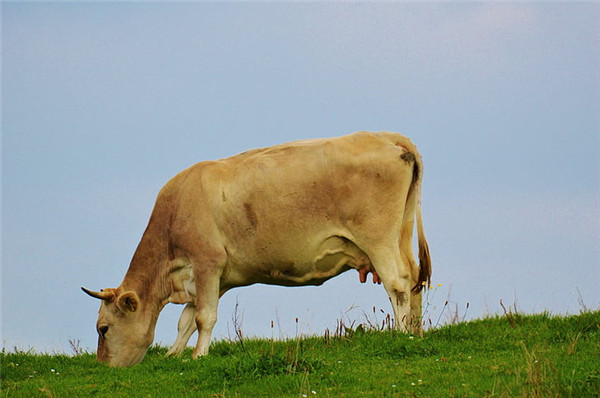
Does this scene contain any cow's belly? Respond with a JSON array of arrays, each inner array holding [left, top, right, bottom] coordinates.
[[222, 235, 373, 288]]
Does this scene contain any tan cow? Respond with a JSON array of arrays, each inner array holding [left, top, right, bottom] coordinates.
[[82, 131, 431, 367]]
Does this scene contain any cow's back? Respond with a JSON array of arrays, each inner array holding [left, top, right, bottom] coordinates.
[[159, 132, 418, 287]]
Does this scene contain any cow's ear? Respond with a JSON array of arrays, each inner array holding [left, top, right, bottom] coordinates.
[[117, 291, 140, 313]]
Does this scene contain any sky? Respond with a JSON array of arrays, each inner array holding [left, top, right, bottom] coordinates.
[[2, 2, 598, 354]]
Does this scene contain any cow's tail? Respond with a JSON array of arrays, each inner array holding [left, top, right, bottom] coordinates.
[[413, 179, 431, 293], [395, 135, 431, 294]]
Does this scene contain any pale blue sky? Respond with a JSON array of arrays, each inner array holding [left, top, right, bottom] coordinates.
[[2, 2, 598, 353]]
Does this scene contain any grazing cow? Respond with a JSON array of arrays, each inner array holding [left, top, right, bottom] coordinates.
[[82, 131, 431, 367]]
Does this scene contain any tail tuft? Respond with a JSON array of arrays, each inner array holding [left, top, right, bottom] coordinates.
[[413, 223, 431, 293]]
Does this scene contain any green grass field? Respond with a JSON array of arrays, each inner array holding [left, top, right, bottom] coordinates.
[[2, 310, 599, 397]]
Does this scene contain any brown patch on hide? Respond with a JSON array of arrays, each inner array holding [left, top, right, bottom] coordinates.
[[400, 150, 416, 165], [168, 241, 177, 261], [400, 150, 420, 182], [394, 291, 407, 307], [280, 262, 297, 277], [244, 202, 258, 230]]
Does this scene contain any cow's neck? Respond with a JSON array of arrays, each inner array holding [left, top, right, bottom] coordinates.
[[121, 218, 172, 312]]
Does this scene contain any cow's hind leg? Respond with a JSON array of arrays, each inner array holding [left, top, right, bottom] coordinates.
[[166, 304, 197, 357], [409, 290, 423, 335], [404, 253, 424, 335], [369, 248, 414, 333]]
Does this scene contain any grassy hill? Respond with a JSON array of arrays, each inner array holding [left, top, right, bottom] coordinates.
[[2, 310, 599, 397]]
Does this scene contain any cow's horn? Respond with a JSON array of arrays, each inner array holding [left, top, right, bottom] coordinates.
[[81, 287, 115, 301]]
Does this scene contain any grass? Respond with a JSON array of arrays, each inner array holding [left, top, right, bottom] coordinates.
[[2, 310, 599, 397]]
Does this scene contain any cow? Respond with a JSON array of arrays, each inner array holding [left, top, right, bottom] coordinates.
[[82, 131, 431, 367]]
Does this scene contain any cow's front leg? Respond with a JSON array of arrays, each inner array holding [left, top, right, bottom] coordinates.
[[192, 273, 221, 358], [166, 304, 197, 357]]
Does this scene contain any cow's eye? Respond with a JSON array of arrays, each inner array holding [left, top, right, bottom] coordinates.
[[98, 326, 109, 338]]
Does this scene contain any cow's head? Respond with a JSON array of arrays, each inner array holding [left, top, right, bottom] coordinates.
[[82, 287, 156, 367]]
